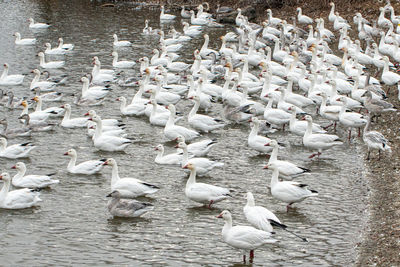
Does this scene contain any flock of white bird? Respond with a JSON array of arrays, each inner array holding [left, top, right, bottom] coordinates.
[[0, 1, 398, 263]]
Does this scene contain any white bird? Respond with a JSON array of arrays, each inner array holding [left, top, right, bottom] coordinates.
[[0, 172, 42, 209], [89, 115, 132, 152], [296, 7, 313, 24], [60, 104, 89, 128], [13, 32, 36, 45], [217, 210, 277, 264], [113, 33, 132, 47], [11, 162, 59, 188], [188, 95, 225, 133], [178, 142, 224, 176], [267, 165, 318, 211], [0, 138, 35, 159], [116, 96, 146, 116], [111, 51, 136, 69], [38, 52, 65, 69], [80, 76, 111, 101], [175, 135, 216, 157], [264, 140, 311, 179], [28, 18, 50, 29], [107, 190, 154, 218], [44, 43, 66, 55], [0, 63, 24, 86], [64, 148, 105, 175], [337, 96, 367, 140], [160, 5, 176, 20], [57, 37, 74, 50], [30, 69, 56, 90], [288, 106, 326, 136], [183, 163, 230, 208], [244, 192, 308, 241], [303, 115, 343, 158], [154, 144, 182, 165], [164, 104, 200, 141], [248, 117, 273, 154], [103, 158, 159, 198]]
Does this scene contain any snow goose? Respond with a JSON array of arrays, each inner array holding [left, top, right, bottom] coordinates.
[[165, 55, 190, 72], [103, 158, 159, 198], [0, 138, 35, 159], [117, 96, 146, 116], [302, 115, 343, 158], [381, 56, 400, 94], [362, 91, 396, 118], [20, 100, 52, 122], [113, 33, 131, 47], [190, 10, 208, 25], [181, 6, 191, 18], [60, 104, 89, 128], [264, 140, 310, 179], [148, 78, 181, 105], [266, 9, 282, 26], [89, 115, 132, 152], [183, 163, 230, 207], [30, 69, 56, 91], [28, 18, 50, 29], [0, 119, 31, 138], [283, 78, 315, 108], [107, 190, 154, 218], [199, 34, 218, 58], [288, 106, 325, 136], [13, 32, 36, 45], [363, 116, 391, 160], [84, 110, 121, 127], [296, 7, 313, 24], [267, 165, 318, 211], [188, 95, 225, 133], [263, 96, 291, 130], [217, 210, 277, 264], [19, 114, 56, 132], [32, 95, 64, 117], [0, 172, 41, 209], [57, 37, 74, 50], [44, 43, 66, 55], [318, 92, 341, 126], [325, 80, 362, 109], [31, 87, 63, 102], [337, 97, 367, 140], [80, 76, 111, 101], [244, 192, 308, 241], [11, 162, 59, 188], [164, 104, 199, 141], [175, 135, 216, 157], [38, 52, 65, 69], [182, 21, 202, 37], [179, 143, 224, 176], [0, 63, 24, 86], [248, 117, 273, 154], [154, 144, 182, 165], [111, 51, 136, 69], [160, 5, 176, 20], [64, 148, 105, 175], [378, 7, 391, 28], [148, 99, 171, 126]]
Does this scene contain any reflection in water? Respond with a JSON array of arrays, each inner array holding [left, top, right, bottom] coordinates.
[[0, 0, 367, 266]]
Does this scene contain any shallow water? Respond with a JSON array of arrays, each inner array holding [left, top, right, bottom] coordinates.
[[0, 1, 368, 266]]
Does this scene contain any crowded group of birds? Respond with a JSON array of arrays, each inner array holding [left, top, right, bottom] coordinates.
[[0, 0, 398, 263]]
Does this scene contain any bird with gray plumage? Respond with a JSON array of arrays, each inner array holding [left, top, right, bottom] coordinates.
[[362, 91, 396, 120], [0, 119, 31, 138], [106, 190, 154, 218], [18, 114, 56, 132], [363, 116, 391, 160]]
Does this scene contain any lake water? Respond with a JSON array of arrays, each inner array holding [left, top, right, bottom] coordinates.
[[0, 0, 368, 265]]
